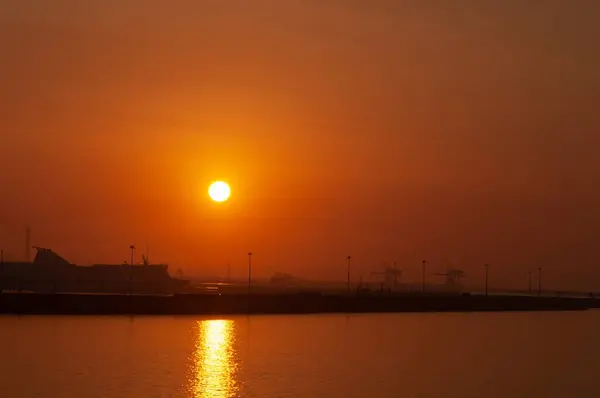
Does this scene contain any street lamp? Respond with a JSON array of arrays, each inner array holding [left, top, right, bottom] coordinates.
[[422, 260, 427, 293], [0, 249, 3, 294], [130, 245, 136, 266], [347, 256, 351, 293], [129, 245, 136, 295], [248, 252, 253, 294], [537, 267, 542, 296], [484, 264, 489, 297]]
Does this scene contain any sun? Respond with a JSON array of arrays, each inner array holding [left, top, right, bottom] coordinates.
[[208, 181, 231, 203]]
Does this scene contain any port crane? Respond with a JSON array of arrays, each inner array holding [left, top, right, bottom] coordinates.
[[371, 263, 402, 291], [434, 268, 465, 288]]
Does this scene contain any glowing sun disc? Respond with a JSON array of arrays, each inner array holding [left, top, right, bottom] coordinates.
[[208, 181, 231, 202]]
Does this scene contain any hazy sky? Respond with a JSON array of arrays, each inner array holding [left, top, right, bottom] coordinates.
[[1, 0, 599, 290]]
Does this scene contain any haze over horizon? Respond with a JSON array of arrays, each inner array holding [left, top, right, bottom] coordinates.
[[1, 0, 599, 290]]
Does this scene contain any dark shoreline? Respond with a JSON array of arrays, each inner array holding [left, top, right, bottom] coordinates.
[[0, 292, 593, 315]]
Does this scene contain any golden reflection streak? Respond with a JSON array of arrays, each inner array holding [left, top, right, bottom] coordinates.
[[191, 320, 239, 398]]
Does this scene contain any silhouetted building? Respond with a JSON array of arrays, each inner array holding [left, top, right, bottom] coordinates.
[[0, 247, 188, 294]]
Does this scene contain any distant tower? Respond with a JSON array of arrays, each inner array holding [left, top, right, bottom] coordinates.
[[25, 226, 31, 262]]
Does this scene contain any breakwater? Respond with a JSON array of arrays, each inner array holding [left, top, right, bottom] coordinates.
[[0, 292, 592, 315]]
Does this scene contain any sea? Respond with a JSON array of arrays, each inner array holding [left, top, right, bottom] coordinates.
[[0, 311, 598, 397]]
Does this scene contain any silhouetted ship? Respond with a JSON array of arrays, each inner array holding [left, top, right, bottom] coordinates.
[[0, 247, 188, 294]]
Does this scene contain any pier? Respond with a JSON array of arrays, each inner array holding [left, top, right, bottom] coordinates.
[[0, 291, 592, 315]]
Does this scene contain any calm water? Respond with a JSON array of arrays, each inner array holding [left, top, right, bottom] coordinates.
[[0, 311, 599, 397]]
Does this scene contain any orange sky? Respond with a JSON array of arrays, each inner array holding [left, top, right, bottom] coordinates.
[[1, 0, 599, 290]]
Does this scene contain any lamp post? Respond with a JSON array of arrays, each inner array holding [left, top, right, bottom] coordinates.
[[130, 245, 135, 266], [129, 245, 135, 295], [421, 260, 426, 293], [528, 270, 532, 293], [537, 267, 542, 296], [0, 249, 3, 294], [347, 256, 351, 293], [484, 264, 489, 297], [248, 252, 253, 294]]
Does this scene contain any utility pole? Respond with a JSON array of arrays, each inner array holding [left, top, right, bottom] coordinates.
[[248, 253, 253, 294], [484, 264, 489, 296], [422, 260, 426, 293], [537, 267, 542, 296], [347, 256, 351, 293]]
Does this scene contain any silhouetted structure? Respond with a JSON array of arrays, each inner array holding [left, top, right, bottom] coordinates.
[[372, 264, 402, 291], [25, 226, 31, 262], [484, 264, 489, 296], [248, 252, 253, 294], [0, 247, 188, 294], [347, 256, 351, 292], [434, 268, 465, 291], [0, 291, 592, 315], [421, 260, 427, 292]]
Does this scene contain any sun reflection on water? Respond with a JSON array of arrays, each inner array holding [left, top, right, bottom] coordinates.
[[191, 320, 239, 398]]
